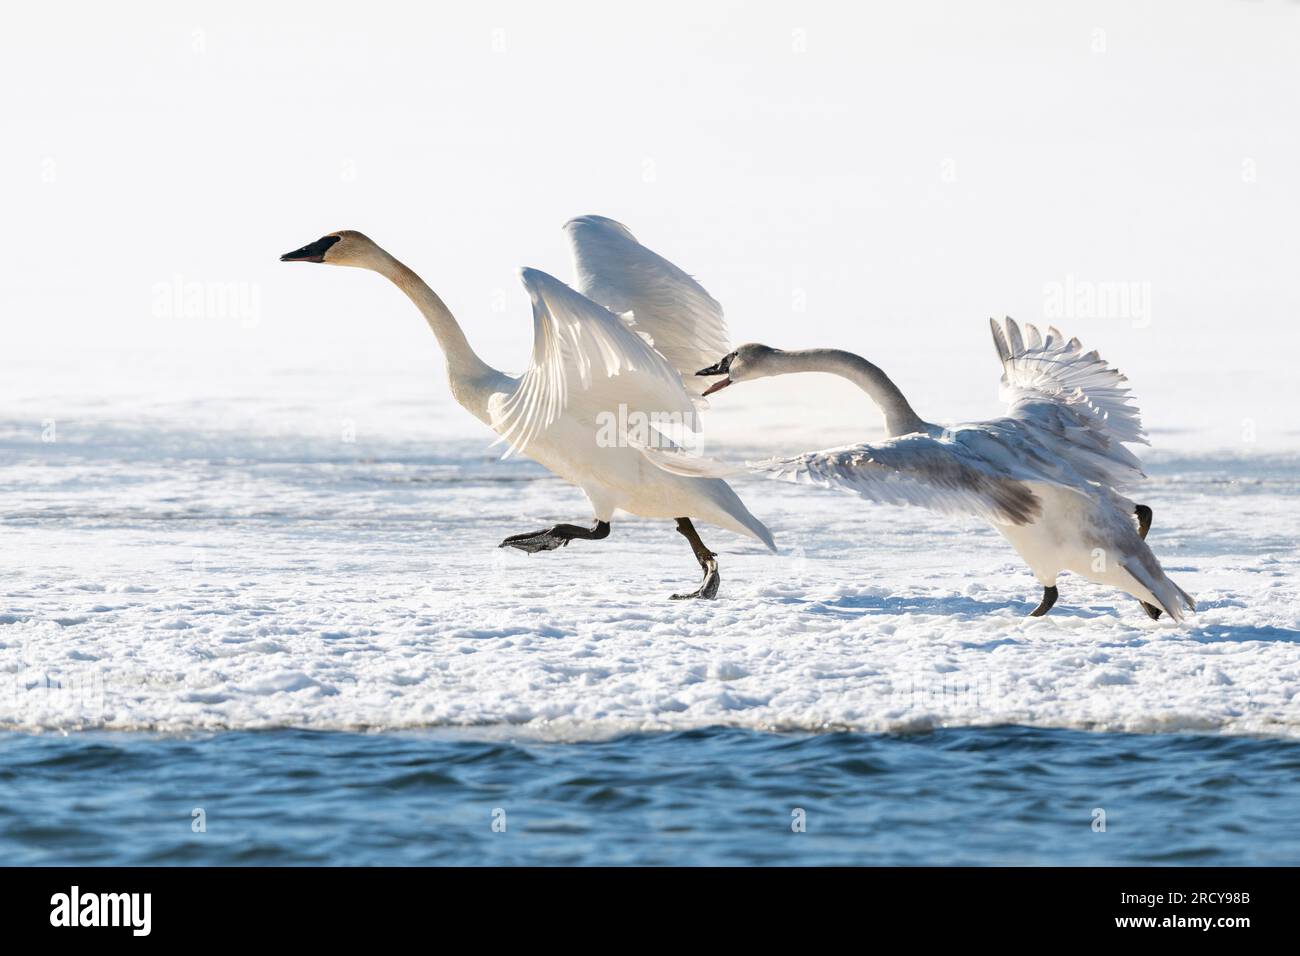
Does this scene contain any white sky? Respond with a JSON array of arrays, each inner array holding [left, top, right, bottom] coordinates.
[[3, 0, 1298, 449]]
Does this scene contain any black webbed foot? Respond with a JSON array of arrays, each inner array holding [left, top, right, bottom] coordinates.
[[499, 529, 571, 553], [1029, 585, 1059, 617], [499, 520, 610, 554], [1140, 601, 1163, 620]]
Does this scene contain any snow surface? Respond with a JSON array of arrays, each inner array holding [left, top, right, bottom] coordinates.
[[4, 0, 1298, 743], [2, 355, 1297, 739]]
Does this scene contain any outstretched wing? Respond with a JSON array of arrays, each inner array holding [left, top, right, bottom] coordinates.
[[565, 215, 730, 402], [990, 316, 1147, 488], [749, 432, 1046, 526], [490, 268, 698, 456]]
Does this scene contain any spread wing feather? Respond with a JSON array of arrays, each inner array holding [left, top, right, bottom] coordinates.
[[491, 268, 698, 456], [565, 215, 729, 402], [990, 316, 1147, 488], [748, 432, 1049, 527]]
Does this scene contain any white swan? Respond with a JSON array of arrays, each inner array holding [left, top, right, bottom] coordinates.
[[280, 216, 774, 598], [684, 319, 1195, 621]]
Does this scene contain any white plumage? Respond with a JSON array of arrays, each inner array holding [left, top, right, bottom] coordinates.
[[281, 220, 775, 600], [566, 215, 731, 404], [491, 267, 699, 457], [991, 318, 1147, 489], [678, 324, 1195, 621]]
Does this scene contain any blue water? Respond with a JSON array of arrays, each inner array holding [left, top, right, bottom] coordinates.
[[3, 726, 1298, 866]]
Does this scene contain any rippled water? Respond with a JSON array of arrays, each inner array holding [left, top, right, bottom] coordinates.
[[3, 726, 1298, 865]]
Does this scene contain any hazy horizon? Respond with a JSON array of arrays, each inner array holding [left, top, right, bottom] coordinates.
[[4, 0, 1297, 452]]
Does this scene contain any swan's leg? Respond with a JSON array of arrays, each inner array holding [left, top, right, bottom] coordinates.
[[670, 517, 720, 600], [1135, 504, 1153, 540], [499, 520, 610, 554], [1029, 585, 1058, 617], [1132, 506, 1162, 618]]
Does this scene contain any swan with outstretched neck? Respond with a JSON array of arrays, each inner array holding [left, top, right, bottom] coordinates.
[[280, 218, 774, 599], [686, 321, 1194, 621]]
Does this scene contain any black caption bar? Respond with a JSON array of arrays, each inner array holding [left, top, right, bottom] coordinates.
[[0, 866, 1288, 944]]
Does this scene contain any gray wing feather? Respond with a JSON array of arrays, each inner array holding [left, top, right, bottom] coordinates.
[[754, 435, 1043, 526]]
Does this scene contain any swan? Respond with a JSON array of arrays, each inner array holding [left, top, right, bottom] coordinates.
[[683, 319, 1195, 621], [280, 216, 775, 598]]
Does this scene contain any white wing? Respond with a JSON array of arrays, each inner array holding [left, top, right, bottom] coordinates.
[[635, 443, 747, 479], [490, 268, 698, 456], [990, 317, 1147, 488], [749, 429, 1064, 526], [565, 215, 730, 402]]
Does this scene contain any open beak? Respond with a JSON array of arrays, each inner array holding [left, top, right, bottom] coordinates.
[[696, 354, 734, 397], [280, 235, 340, 262], [701, 377, 731, 397]]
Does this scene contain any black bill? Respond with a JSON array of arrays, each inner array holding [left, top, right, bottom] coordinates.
[[280, 235, 341, 262], [696, 352, 735, 397]]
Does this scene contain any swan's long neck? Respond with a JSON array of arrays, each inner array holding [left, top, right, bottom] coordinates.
[[765, 348, 927, 437], [371, 252, 499, 421]]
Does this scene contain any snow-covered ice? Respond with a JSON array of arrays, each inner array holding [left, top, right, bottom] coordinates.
[[3, 356, 1297, 739]]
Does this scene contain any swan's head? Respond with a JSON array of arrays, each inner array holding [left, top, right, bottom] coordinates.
[[696, 343, 780, 396], [280, 230, 381, 268]]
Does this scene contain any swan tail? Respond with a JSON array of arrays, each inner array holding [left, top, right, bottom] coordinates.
[[698, 474, 777, 552], [1120, 557, 1195, 624], [692, 476, 777, 552], [730, 501, 777, 553], [632, 445, 776, 552]]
